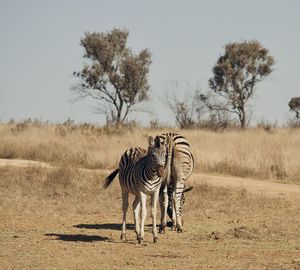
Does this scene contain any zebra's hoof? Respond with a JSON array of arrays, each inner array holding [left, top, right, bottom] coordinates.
[[153, 237, 158, 243], [171, 226, 177, 231], [159, 225, 165, 234], [120, 233, 126, 241], [138, 237, 144, 245], [177, 226, 183, 233]]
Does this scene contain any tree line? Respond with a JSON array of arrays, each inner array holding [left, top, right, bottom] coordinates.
[[73, 28, 300, 129]]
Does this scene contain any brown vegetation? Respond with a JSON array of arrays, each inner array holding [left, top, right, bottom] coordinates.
[[1, 121, 300, 269], [0, 121, 299, 183]]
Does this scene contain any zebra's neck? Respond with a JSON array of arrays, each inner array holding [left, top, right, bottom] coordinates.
[[138, 159, 161, 192], [144, 156, 160, 180]]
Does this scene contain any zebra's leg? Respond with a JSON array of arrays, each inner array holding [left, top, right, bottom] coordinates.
[[159, 185, 168, 234], [171, 190, 186, 229], [151, 188, 160, 243], [173, 180, 185, 233], [167, 185, 174, 223], [121, 189, 129, 241], [171, 189, 177, 231], [138, 192, 147, 244], [132, 195, 140, 240]]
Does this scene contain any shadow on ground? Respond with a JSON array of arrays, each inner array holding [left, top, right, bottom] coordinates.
[[45, 233, 110, 242], [74, 223, 132, 230], [74, 223, 155, 230], [74, 222, 174, 231]]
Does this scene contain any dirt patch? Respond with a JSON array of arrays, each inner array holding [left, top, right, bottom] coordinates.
[[208, 226, 261, 241], [231, 225, 260, 240], [194, 173, 300, 199], [0, 158, 52, 168]]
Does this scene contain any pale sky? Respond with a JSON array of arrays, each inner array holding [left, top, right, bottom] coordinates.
[[0, 0, 299, 126]]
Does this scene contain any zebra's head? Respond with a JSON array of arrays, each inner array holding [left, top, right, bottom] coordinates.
[[148, 135, 169, 177]]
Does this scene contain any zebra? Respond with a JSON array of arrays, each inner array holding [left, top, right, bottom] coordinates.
[[157, 133, 194, 233], [103, 135, 169, 244], [165, 184, 194, 226]]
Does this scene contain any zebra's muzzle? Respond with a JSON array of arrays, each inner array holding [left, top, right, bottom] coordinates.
[[157, 165, 164, 177]]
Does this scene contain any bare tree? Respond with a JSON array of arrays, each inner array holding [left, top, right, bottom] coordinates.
[[288, 97, 300, 119], [163, 82, 200, 129], [73, 29, 152, 126], [196, 91, 234, 128], [163, 82, 229, 129], [208, 40, 274, 128], [165, 91, 196, 129]]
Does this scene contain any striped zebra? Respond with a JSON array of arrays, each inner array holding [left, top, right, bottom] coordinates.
[[103, 135, 169, 244], [166, 185, 194, 225], [158, 133, 194, 233]]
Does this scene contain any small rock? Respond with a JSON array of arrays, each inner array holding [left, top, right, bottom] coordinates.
[[209, 231, 220, 240]]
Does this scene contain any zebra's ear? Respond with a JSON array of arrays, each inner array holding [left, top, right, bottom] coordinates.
[[148, 136, 154, 147]]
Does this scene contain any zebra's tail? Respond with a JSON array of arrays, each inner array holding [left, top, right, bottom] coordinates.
[[164, 136, 174, 186], [184, 185, 193, 193], [103, 168, 119, 189]]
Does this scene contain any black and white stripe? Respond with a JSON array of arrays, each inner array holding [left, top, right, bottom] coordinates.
[[103, 136, 169, 244], [158, 133, 194, 233], [166, 185, 194, 225]]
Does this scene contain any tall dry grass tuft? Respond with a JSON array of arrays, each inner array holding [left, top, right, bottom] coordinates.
[[0, 122, 300, 182], [0, 122, 153, 169], [0, 166, 120, 216], [186, 128, 300, 182]]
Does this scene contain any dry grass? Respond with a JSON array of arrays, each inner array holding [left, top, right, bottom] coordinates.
[[1, 121, 300, 269], [186, 128, 300, 182], [0, 166, 115, 216], [1, 122, 300, 182], [0, 166, 300, 269]]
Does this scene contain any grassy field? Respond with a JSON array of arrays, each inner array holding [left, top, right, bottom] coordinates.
[[1, 122, 300, 269], [0, 122, 300, 182]]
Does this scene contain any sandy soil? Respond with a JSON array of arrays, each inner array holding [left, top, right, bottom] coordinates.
[[1, 159, 300, 269], [0, 158, 52, 169]]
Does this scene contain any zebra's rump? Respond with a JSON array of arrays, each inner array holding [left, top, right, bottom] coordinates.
[[159, 133, 191, 153], [120, 147, 146, 168], [159, 133, 194, 178]]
